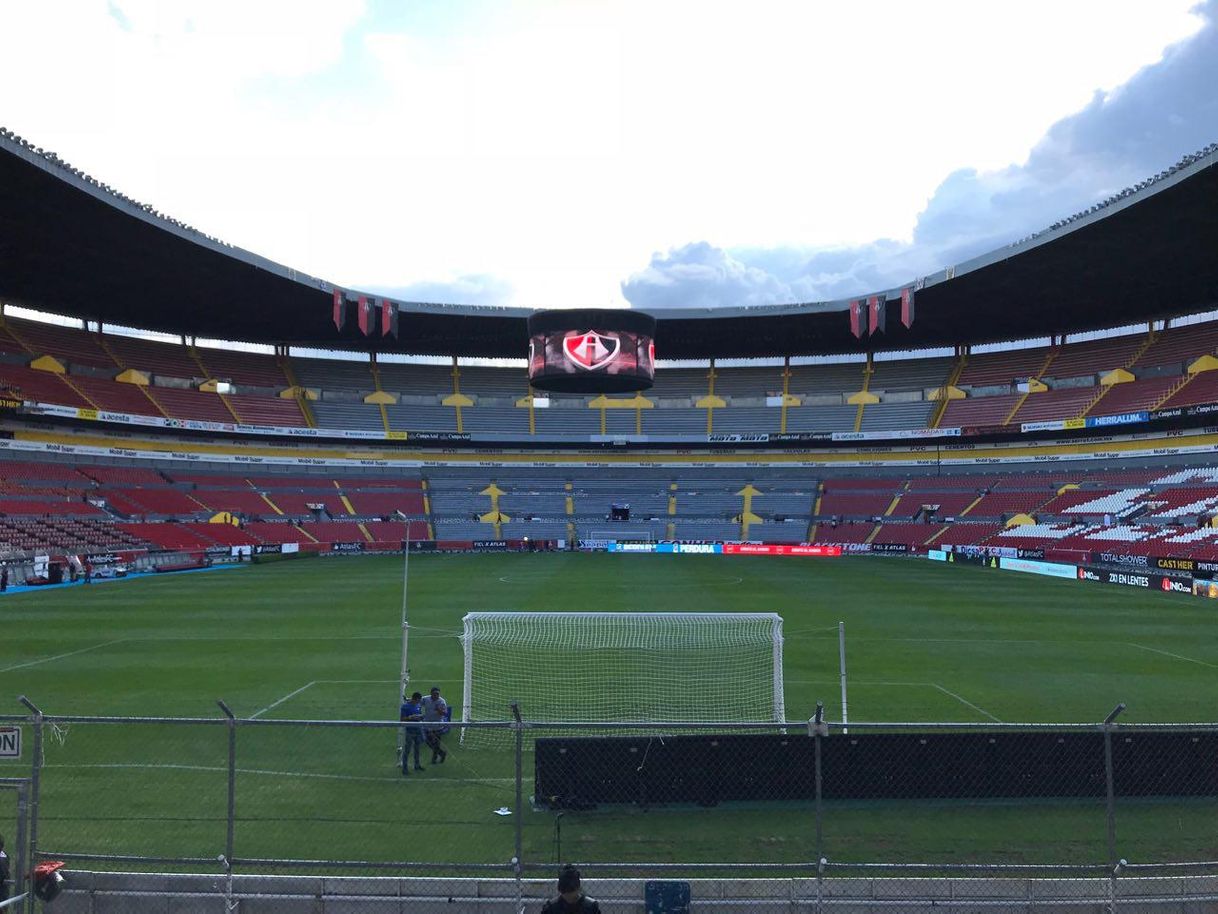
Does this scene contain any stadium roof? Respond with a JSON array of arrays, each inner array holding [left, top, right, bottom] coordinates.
[[1, 130, 1217, 359]]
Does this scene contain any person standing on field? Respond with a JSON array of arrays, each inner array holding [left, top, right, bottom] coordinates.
[[399, 691, 426, 774], [420, 685, 448, 764]]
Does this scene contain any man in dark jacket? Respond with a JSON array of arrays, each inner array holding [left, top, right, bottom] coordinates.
[[540, 865, 600, 914]]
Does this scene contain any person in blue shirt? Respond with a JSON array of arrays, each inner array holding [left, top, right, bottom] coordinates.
[[399, 691, 425, 775]]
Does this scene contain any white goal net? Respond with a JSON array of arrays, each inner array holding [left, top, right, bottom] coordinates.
[[460, 611, 785, 745]]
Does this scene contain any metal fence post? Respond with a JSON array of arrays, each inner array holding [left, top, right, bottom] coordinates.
[[217, 700, 237, 867], [16, 697, 42, 914], [810, 701, 825, 866], [510, 702, 524, 914], [1102, 703, 1125, 869]]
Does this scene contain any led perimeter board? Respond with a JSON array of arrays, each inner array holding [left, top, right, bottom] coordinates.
[[527, 308, 656, 393]]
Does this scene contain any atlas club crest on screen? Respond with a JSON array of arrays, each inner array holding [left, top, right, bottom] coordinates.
[[563, 330, 620, 370]]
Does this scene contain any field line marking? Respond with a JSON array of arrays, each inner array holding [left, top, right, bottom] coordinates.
[[1125, 643, 1218, 670], [0, 638, 128, 674], [931, 684, 1003, 723], [45, 762, 514, 786], [251, 681, 317, 719]]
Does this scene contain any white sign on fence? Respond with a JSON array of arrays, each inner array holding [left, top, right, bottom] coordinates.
[[0, 726, 20, 759]]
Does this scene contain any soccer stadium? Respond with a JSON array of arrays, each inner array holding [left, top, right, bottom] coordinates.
[[3, 9, 1218, 911]]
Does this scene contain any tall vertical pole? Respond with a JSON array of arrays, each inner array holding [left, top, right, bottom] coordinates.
[[398, 530, 411, 757], [838, 622, 848, 733], [217, 700, 236, 867], [400, 529, 411, 699], [511, 702, 524, 914], [1103, 703, 1125, 869], [17, 697, 41, 914]]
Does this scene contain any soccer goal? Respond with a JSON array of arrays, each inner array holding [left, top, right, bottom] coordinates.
[[459, 611, 785, 745], [586, 528, 655, 542]]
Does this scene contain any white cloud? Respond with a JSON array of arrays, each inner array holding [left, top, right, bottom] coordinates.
[[0, 0, 1207, 309]]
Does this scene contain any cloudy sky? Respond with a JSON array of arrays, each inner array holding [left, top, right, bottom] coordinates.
[[2, 1, 1215, 310]]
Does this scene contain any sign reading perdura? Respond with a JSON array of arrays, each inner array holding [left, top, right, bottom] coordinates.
[[527, 309, 656, 394]]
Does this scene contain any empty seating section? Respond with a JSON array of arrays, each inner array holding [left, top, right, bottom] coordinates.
[[227, 394, 307, 427], [103, 488, 206, 517], [116, 522, 214, 550], [0, 461, 88, 483], [105, 334, 198, 378], [6, 318, 114, 369], [929, 523, 1002, 547], [6, 316, 1218, 439], [346, 492, 426, 516], [788, 361, 864, 397], [958, 348, 1048, 388], [871, 523, 947, 546], [1010, 387, 1096, 423], [1162, 370, 1218, 409], [817, 491, 896, 518], [0, 363, 91, 408], [292, 357, 374, 391], [70, 376, 159, 415], [898, 491, 979, 517], [377, 362, 458, 397], [385, 404, 456, 431], [783, 405, 857, 432], [939, 394, 1023, 427], [195, 490, 276, 515], [1091, 377, 1178, 416], [1049, 334, 1147, 379], [148, 387, 234, 422], [0, 498, 105, 516], [964, 490, 1053, 517], [194, 347, 288, 389], [1138, 322, 1218, 370], [311, 401, 384, 431], [243, 522, 307, 544], [712, 366, 785, 399], [869, 356, 954, 392], [816, 522, 876, 544], [81, 466, 166, 485], [860, 401, 933, 431], [299, 521, 366, 543], [180, 523, 262, 546], [363, 521, 430, 542], [266, 493, 350, 517]]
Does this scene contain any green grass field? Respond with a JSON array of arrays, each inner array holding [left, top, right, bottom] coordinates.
[[1, 552, 1216, 869]]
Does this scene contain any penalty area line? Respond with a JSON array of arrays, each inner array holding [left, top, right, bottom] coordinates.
[[931, 684, 1003, 723], [250, 681, 317, 719], [1125, 642, 1218, 670]]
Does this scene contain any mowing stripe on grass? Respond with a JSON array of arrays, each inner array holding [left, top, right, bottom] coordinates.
[[45, 762, 514, 786], [0, 638, 127, 674], [787, 679, 1002, 721]]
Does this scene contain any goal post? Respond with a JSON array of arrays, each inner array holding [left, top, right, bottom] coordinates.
[[460, 611, 785, 745], [586, 529, 655, 542]]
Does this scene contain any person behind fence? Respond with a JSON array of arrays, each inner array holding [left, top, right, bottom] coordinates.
[[0, 833, 9, 902], [541, 865, 600, 914], [399, 690, 426, 774], [420, 685, 448, 764]]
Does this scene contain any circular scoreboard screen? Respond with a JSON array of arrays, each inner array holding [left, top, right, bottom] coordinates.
[[527, 309, 656, 393]]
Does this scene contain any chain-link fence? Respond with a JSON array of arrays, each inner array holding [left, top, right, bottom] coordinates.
[[4, 699, 1218, 911]]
